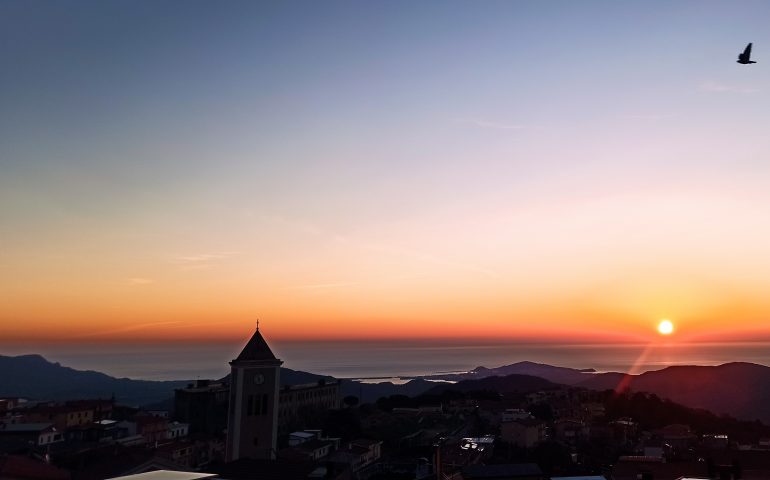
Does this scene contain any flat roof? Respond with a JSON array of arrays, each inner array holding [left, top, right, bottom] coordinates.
[[0, 423, 54, 432], [463, 463, 543, 478], [106, 471, 218, 480], [552, 476, 607, 480]]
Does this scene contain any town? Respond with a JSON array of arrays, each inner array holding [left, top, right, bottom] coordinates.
[[3, 328, 770, 480]]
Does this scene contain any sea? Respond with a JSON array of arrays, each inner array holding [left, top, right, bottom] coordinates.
[[3, 340, 770, 383]]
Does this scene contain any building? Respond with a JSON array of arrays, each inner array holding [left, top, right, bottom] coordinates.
[[500, 418, 546, 448], [462, 463, 543, 480], [107, 473, 216, 480], [279, 439, 335, 462], [657, 424, 696, 449], [278, 380, 341, 430], [0, 422, 64, 446], [329, 438, 382, 474], [135, 413, 169, 444], [174, 380, 229, 435], [702, 433, 729, 450], [553, 419, 588, 446], [0, 398, 25, 414], [66, 419, 122, 443], [612, 457, 708, 480], [64, 399, 114, 422], [21, 404, 94, 430], [225, 325, 282, 461], [0, 454, 71, 480], [167, 421, 189, 439]]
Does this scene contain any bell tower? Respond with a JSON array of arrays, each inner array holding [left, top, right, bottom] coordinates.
[[225, 323, 282, 461]]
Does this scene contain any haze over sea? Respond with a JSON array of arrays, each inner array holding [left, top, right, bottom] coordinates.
[[3, 341, 770, 382]]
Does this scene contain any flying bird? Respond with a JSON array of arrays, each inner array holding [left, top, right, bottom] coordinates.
[[737, 43, 757, 64]]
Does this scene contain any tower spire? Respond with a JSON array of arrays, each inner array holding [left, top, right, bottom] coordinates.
[[233, 321, 277, 362]]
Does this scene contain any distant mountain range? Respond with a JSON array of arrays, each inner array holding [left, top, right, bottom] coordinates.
[[422, 360, 597, 385], [3, 354, 770, 423], [0, 354, 435, 407], [0, 354, 189, 407]]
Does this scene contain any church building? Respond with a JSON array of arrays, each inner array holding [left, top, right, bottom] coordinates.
[[225, 325, 283, 461]]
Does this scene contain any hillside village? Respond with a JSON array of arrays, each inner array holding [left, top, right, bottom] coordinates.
[[3, 331, 770, 479]]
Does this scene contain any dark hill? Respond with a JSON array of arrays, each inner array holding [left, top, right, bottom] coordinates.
[[340, 378, 435, 403], [0, 354, 189, 407], [425, 373, 559, 396], [578, 362, 770, 423]]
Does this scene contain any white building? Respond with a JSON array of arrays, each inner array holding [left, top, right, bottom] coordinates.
[[167, 421, 189, 439]]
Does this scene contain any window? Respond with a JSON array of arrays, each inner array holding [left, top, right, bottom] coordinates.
[[247, 395, 264, 416]]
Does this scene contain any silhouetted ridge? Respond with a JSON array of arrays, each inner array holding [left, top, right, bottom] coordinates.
[[0, 354, 189, 406], [577, 361, 770, 422], [425, 360, 596, 385], [425, 373, 558, 396]]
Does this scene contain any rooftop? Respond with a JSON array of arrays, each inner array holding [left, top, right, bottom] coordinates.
[[176, 382, 229, 393], [0, 454, 71, 480], [233, 328, 279, 363], [463, 463, 543, 479], [106, 472, 218, 480], [211, 458, 321, 480], [281, 380, 339, 391], [0, 423, 55, 432], [552, 477, 607, 480], [350, 438, 382, 447]]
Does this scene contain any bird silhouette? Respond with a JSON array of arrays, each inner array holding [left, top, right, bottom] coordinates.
[[737, 43, 756, 64]]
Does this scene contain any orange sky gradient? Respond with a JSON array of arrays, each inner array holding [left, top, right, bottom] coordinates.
[[3, 2, 770, 346]]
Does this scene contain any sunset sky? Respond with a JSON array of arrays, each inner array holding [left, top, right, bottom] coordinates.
[[3, 1, 770, 345]]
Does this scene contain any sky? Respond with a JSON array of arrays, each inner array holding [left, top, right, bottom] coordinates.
[[2, 1, 770, 345]]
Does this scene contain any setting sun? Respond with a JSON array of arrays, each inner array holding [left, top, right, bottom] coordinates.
[[657, 319, 674, 335]]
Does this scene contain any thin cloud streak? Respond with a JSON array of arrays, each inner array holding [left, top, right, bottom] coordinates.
[[621, 113, 677, 120], [70, 321, 185, 339], [174, 251, 242, 271], [699, 81, 758, 94], [176, 251, 242, 263], [454, 118, 526, 130], [288, 281, 359, 290]]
